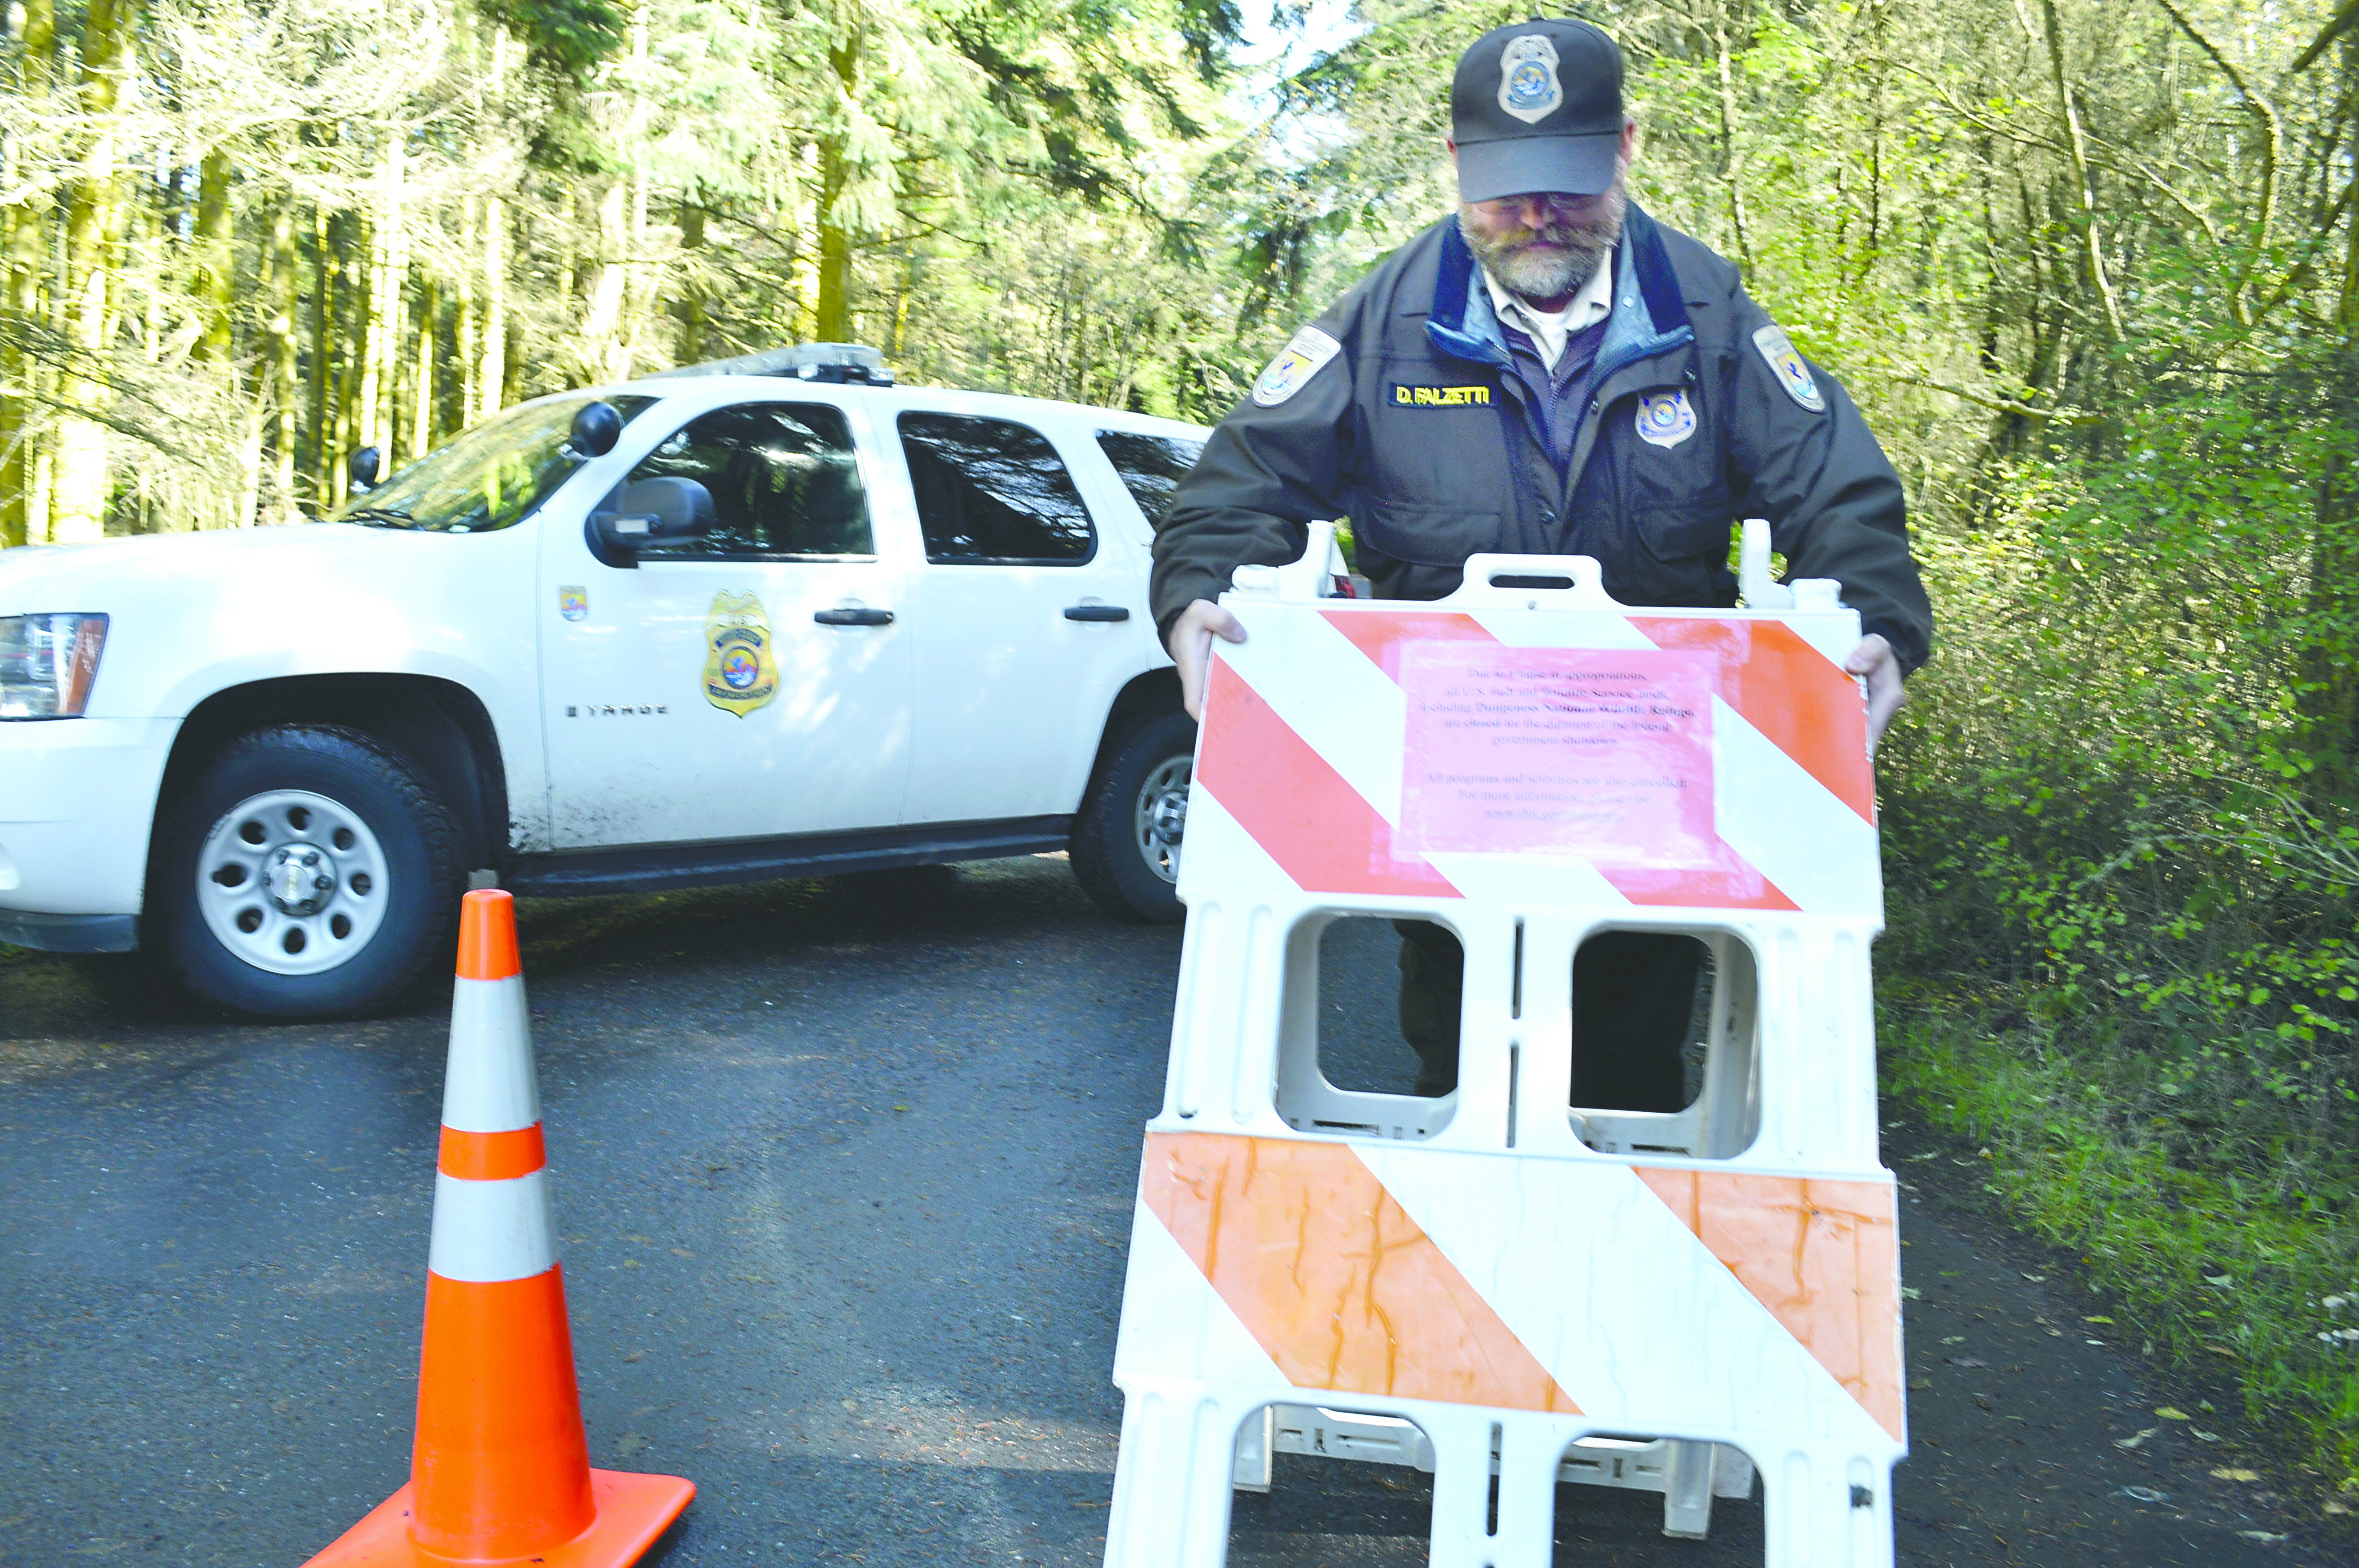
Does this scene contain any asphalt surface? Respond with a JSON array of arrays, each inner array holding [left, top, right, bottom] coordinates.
[[0, 856, 2336, 1565]]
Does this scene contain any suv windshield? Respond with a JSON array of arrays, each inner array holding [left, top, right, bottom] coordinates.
[[331, 395, 655, 533]]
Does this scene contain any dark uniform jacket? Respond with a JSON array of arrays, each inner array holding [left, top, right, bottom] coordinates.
[[1151, 205, 1934, 671]]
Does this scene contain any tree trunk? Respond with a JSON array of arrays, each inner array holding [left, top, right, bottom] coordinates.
[[480, 194, 506, 419], [308, 207, 333, 503], [2034, 0, 2124, 340], [456, 197, 477, 425], [196, 148, 233, 363], [335, 216, 364, 506], [815, 9, 863, 343], [51, 0, 135, 544], [673, 198, 706, 365], [0, 0, 57, 548], [264, 200, 299, 520], [361, 128, 407, 462], [2299, 32, 2359, 804], [1711, 14, 1754, 274], [584, 181, 630, 379], [411, 274, 436, 459]]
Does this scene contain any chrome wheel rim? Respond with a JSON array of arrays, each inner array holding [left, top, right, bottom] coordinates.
[[1133, 756, 1190, 885], [195, 790, 390, 975]]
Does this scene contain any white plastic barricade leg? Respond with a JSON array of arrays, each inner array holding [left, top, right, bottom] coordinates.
[[1106, 539, 1905, 1567]]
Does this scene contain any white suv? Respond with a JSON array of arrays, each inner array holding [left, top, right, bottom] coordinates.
[[0, 345, 1208, 1018]]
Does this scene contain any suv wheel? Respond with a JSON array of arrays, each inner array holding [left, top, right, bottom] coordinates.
[[1072, 709, 1196, 923], [155, 725, 463, 1018]]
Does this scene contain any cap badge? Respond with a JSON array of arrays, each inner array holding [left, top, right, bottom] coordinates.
[[1498, 34, 1562, 125]]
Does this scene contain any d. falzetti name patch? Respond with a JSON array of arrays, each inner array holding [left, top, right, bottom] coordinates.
[[1251, 325, 1342, 407], [1391, 383, 1494, 408], [1753, 323, 1827, 412]]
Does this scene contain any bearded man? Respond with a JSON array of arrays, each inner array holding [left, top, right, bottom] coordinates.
[[1148, 16, 1933, 1108]]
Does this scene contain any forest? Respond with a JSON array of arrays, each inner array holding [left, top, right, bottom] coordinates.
[[3, 0, 2355, 1500]]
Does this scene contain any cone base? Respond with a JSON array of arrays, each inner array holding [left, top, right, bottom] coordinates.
[[303, 1470, 695, 1568]]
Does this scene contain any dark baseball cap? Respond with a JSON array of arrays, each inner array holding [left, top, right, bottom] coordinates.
[[1451, 18, 1625, 202]]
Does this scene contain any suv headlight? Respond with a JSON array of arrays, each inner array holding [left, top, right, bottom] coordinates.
[[0, 614, 110, 719]]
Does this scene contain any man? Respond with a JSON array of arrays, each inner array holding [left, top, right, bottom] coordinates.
[[1150, 17, 1933, 1108]]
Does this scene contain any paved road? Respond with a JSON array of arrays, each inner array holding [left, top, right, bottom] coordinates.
[[0, 857, 2331, 1564]]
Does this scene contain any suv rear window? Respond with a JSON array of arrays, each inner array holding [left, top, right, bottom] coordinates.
[[898, 412, 1095, 565], [1094, 431, 1204, 531]]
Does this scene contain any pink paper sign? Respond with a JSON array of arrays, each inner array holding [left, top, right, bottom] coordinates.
[[1397, 643, 1719, 866]]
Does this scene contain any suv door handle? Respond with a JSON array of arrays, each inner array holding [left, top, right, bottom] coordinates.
[[814, 607, 895, 627], [1063, 604, 1130, 622]]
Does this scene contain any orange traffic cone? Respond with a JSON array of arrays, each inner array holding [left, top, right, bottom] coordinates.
[[304, 890, 694, 1567]]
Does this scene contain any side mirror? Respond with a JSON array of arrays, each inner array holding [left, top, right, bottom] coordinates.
[[347, 446, 382, 491], [586, 476, 717, 569], [569, 401, 622, 458]]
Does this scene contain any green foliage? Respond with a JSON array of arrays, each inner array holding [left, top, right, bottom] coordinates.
[[478, 0, 627, 83], [1885, 997, 2359, 1491]]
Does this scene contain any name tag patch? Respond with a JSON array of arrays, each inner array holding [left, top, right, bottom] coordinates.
[[1635, 388, 1697, 448], [1390, 383, 1494, 408]]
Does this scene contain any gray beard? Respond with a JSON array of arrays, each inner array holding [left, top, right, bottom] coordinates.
[[1457, 181, 1628, 305]]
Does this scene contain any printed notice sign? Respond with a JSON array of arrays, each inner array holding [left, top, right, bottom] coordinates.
[[1396, 643, 1719, 865]]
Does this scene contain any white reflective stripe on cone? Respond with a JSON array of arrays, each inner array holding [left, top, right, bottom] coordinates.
[[442, 974, 541, 1134], [427, 1169, 559, 1283]]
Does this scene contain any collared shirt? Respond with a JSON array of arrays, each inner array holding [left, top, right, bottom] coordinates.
[[1481, 250, 1614, 371]]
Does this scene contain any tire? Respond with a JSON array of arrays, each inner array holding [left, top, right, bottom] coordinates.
[[1071, 708, 1197, 924], [154, 725, 463, 1019]]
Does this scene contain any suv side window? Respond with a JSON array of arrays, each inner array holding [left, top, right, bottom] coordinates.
[[628, 402, 874, 560], [1094, 430, 1204, 532], [898, 412, 1095, 565]]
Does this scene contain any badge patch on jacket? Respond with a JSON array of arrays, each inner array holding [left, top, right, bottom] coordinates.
[[1251, 326, 1342, 407], [1391, 383, 1493, 408], [1753, 324, 1827, 412], [1635, 389, 1697, 447]]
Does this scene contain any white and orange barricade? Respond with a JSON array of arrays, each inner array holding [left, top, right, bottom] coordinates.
[[1105, 527, 1905, 1568], [306, 890, 694, 1568]]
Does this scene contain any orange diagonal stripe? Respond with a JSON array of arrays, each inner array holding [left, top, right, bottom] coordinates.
[[1198, 660, 1460, 899], [1633, 618, 1875, 823], [1141, 1132, 1576, 1414], [1634, 1167, 1904, 1439], [1318, 609, 1496, 672]]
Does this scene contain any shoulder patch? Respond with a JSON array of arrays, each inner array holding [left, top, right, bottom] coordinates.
[[1752, 323, 1826, 412], [1251, 325, 1342, 408]]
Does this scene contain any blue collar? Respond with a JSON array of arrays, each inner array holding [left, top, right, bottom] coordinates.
[[1426, 204, 1693, 372]]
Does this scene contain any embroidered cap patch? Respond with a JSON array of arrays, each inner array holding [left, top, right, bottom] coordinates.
[[1753, 323, 1827, 412], [1251, 326, 1343, 408], [1498, 35, 1563, 125], [1635, 388, 1697, 447]]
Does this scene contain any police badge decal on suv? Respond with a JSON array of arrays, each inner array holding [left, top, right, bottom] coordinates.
[[0, 346, 1208, 1018]]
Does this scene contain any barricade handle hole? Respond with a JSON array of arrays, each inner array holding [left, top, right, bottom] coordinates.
[[1488, 572, 1574, 590], [1850, 1484, 1875, 1508]]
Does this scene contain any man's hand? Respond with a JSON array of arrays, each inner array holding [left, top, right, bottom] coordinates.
[[1167, 599, 1247, 720], [1843, 633, 1906, 754]]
